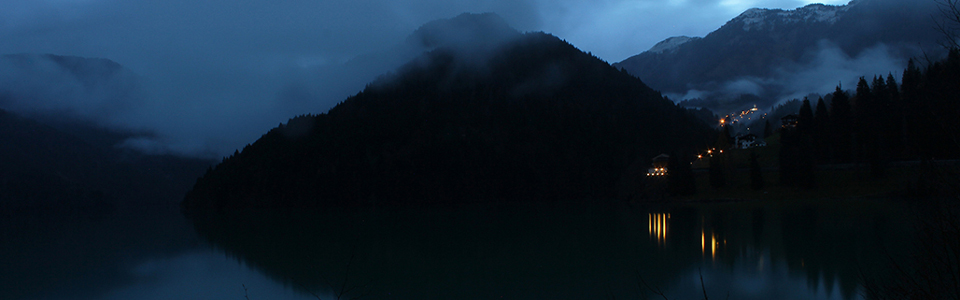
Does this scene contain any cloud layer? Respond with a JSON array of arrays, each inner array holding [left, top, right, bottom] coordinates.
[[0, 0, 851, 157]]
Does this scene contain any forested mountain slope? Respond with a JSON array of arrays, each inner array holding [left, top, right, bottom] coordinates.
[[183, 32, 715, 211]]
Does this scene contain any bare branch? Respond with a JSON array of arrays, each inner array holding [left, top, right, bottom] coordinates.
[[934, 0, 960, 49], [699, 268, 709, 300], [636, 270, 669, 300]]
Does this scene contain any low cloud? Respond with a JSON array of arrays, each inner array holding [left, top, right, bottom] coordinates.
[[673, 40, 912, 111], [772, 40, 907, 101], [0, 0, 865, 158]]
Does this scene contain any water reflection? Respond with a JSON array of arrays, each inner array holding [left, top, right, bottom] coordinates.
[[701, 227, 724, 261], [0, 204, 200, 300], [186, 199, 916, 300], [99, 251, 323, 300], [648, 213, 669, 246]]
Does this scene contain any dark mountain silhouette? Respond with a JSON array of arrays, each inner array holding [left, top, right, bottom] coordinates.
[[0, 108, 212, 211], [183, 31, 715, 212], [614, 0, 941, 111]]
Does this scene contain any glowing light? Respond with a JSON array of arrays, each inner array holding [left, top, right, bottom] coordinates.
[[649, 213, 670, 247], [711, 233, 716, 260], [701, 230, 705, 254]]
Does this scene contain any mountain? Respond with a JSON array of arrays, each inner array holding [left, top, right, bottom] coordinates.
[[0, 108, 212, 211], [0, 53, 142, 121], [614, 0, 942, 112], [281, 13, 522, 114], [182, 29, 715, 212]]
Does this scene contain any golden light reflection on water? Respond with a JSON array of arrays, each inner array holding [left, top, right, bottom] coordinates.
[[701, 227, 722, 261], [648, 213, 670, 246]]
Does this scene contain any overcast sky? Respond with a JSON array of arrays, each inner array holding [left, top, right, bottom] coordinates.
[[0, 0, 851, 157]]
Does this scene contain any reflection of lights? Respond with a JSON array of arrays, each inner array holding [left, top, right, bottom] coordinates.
[[701, 231, 705, 253], [711, 233, 716, 260], [701, 227, 722, 261], [649, 213, 670, 247]]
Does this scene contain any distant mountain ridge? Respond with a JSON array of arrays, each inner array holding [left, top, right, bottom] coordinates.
[[614, 0, 941, 111], [647, 36, 700, 54], [0, 53, 141, 123], [183, 26, 715, 210], [733, 2, 855, 31], [0, 108, 212, 210]]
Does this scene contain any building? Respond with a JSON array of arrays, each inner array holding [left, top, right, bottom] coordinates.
[[735, 134, 766, 149], [781, 114, 798, 128], [647, 154, 670, 176]]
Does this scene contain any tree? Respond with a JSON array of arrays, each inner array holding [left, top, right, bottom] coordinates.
[[667, 153, 696, 196], [796, 99, 817, 188], [763, 119, 772, 138], [934, 0, 960, 49], [885, 73, 905, 159], [716, 125, 732, 151], [709, 153, 726, 189], [830, 85, 853, 162], [798, 98, 815, 136], [901, 59, 923, 159], [856, 77, 888, 179], [779, 125, 798, 186], [750, 152, 764, 190], [855, 77, 874, 164], [814, 97, 830, 161]]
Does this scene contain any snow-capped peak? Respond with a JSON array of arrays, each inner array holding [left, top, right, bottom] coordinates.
[[647, 36, 700, 54], [732, 1, 858, 31]]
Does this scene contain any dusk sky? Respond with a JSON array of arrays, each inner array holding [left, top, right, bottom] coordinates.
[[0, 0, 851, 157]]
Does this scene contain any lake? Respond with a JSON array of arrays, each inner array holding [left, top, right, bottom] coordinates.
[[2, 198, 919, 300]]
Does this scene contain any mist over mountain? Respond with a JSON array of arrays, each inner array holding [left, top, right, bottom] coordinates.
[[0, 54, 142, 123], [0, 108, 211, 211], [183, 30, 714, 211], [280, 13, 522, 118], [0, 14, 530, 159], [614, 0, 942, 112]]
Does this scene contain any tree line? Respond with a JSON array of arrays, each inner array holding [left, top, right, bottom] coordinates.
[[779, 49, 960, 187]]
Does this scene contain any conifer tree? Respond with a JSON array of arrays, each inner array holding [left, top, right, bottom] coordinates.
[[830, 85, 853, 162], [668, 153, 696, 196], [750, 152, 764, 190], [797, 99, 816, 188], [798, 98, 814, 135], [855, 77, 874, 163], [814, 97, 830, 161], [709, 152, 726, 189], [885, 73, 905, 159], [779, 124, 798, 186], [859, 77, 887, 178], [763, 119, 772, 138]]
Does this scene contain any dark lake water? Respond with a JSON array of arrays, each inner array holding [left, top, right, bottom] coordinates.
[[2, 198, 918, 300]]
